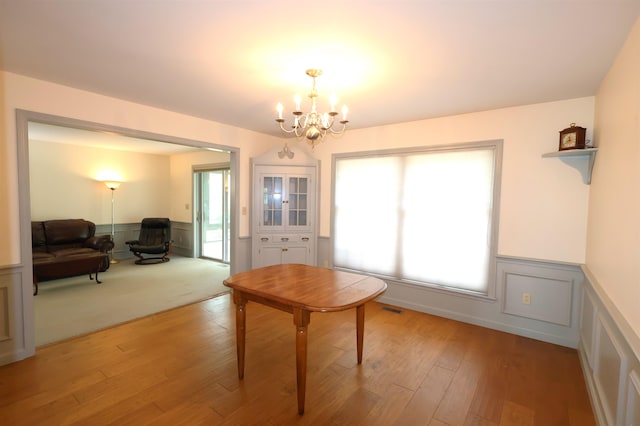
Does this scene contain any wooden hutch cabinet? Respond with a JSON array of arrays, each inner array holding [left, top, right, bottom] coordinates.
[[251, 147, 318, 268]]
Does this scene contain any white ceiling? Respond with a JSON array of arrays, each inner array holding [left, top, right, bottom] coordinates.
[[27, 122, 200, 155], [1, 1, 639, 140]]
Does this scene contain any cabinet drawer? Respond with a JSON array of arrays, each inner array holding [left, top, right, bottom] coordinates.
[[257, 235, 311, 243]]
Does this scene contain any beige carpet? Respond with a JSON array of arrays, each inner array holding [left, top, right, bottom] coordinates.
[[34, 256, 230, 346]]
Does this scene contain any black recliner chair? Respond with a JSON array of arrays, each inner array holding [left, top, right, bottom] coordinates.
[[125, 218, 172, 264]]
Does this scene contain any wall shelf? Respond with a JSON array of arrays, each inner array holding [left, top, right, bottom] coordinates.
[[542, 148, 598, 184]]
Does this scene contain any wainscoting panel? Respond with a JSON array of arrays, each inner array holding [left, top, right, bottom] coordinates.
[[234, 236, 252, 274], [0, 283, 11, 342], [317, 240, 585, 348], [0, 265, 32, 365], [594, 316, 627, 425], [502, 272, 573, 326], [97, 222, 190, 260], [627, 370, 640, 425], [317, 236, 331, 268], [170, 221, 194, 258], [376, 256, 584, 347], [96, 223, 138, 260], [98, 222, 252, 272], [579, 266, 640, 426], [581, 288, 598, 370]]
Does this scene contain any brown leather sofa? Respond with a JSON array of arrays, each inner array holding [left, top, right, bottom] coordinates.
[[31, 219, 114, 282]]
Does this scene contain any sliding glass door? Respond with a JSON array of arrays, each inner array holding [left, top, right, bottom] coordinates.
[[195, 168, 230, 263]]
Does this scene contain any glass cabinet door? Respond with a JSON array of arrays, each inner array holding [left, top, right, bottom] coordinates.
[[288, 176, 308, 227], [262, 176, 283, 227], [258, 173, 311, 231]]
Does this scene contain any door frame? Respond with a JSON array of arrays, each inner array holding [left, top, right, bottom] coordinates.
[[193, 164, 231, 262], [15, 109, 240, 359]]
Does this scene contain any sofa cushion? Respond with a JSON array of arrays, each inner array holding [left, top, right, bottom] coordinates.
[[50, 247, 98, 257], [126, 243, 167, 254], [43, 219, 95, 245], [32, 251, 55, 261]]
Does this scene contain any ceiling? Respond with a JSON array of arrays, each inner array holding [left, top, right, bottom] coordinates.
[[28, 122, 201, 155], [1, 1, 639, 140]]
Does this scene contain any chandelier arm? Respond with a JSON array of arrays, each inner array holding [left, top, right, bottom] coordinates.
[[277, 120, 298, 134], [322, 115, 337, 130], [293, 125, 304, 138], [327, 122, 348, 135]]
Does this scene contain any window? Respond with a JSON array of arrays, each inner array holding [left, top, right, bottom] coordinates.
[[332, 141, 501, 296]]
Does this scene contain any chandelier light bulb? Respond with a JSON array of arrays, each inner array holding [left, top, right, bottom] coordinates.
[[342, 105, 349, 122]]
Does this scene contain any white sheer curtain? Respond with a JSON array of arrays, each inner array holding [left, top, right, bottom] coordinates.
[[333, 146, 496, 294], [334, 156, 401, 276]]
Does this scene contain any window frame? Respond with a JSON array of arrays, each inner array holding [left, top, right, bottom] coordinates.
[[330, 139, 503, 300]]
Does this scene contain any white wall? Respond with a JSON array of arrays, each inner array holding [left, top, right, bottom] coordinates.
[[0, 71, 18, 263], [588, 17, 640, 341], [0, 71, 282, 266], [1, 72, 597, 267], [311, 97, 595, 264], [30, 140, 233, 226], [29, 140, 170, 224]]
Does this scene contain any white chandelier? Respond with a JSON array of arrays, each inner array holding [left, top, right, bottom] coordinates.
[[276, 69, 349, 148]]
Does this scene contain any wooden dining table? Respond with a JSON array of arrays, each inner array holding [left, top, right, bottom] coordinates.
[[223, 263, 387, 415]]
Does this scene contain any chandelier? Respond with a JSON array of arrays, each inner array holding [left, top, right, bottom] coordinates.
[[275, 69, 349, 147]]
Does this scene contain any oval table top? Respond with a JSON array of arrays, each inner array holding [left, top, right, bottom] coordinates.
[[223, 264, 387, 312]]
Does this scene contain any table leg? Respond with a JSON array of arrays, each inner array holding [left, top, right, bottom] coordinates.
[[89, 269, 102, 284], [233, 291, 247, 380], [293, 308, 311, 415], [356, 304, 365, 364]]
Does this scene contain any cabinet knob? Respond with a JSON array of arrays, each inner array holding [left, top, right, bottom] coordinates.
[[282, 248, 288, 252], [261, 237, 269, 242], [281, 237, 289, 241], [301, 237, 309, 241]]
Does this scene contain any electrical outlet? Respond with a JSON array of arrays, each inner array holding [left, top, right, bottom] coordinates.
[[522, 292, 531, 305]]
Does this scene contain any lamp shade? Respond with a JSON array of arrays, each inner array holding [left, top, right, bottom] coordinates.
[[104, 181, 121, 190]]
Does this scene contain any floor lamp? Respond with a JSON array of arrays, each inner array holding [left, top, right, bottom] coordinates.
[[104, 181, 121, 264]]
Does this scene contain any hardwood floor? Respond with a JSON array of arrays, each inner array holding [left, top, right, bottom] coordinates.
[[0, 293, 595, 425]]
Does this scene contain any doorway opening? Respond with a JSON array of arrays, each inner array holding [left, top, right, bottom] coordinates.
[[194, 167, 231, 263], [16, 109, 240, 350]]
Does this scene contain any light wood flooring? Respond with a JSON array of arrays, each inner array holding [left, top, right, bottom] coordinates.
[[0, 293, 595, 425]]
